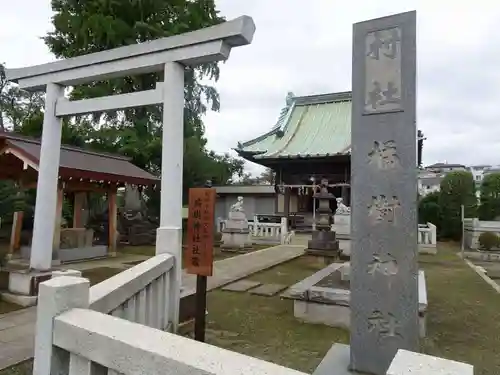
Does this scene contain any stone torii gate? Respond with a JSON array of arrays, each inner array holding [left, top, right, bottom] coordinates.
[[5, 16, 255, 331]]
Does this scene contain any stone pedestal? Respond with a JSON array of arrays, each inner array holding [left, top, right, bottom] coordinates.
[[306, 231, 340, 257], [305, 178, 341, 259], [1, 269, 54, 306], [332, 213, 350, 240], [221, 211, 253, 252]]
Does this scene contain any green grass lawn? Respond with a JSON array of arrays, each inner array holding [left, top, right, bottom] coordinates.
[[205, 256, 346, 372], [2, 243, 500, 374], [81, 267, 124, 286], [419, 244, 500, 374], [0, 299, 24, 315]]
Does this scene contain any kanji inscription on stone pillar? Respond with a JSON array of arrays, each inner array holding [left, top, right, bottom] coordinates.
[[350, 11, 418, 375]]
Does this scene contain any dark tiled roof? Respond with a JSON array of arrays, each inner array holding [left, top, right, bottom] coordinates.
[[0, 132, 158, 185]]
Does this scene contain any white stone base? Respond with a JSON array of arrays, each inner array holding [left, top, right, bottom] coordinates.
[[388, 349, 474, 375], [221, 232, 252, 249], [0, 292, 37, 307], [419, 245, 437, 255], [6, 269, 54, 306], [463, 251, 500, 262], [312, 344, 474, 375], [312, 344, 356, 375], [294, 300, 350, 330], [331, 214, 350, 239]]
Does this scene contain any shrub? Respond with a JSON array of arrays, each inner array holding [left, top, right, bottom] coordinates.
[[478, 232, 499, 251], [438, 171, 477, 240], [478, 172, 500, 220], [418, 191, 440, 226]]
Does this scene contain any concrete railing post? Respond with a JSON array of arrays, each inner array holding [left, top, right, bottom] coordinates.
[[33, 276, 90, 375], [280, 217, 288, 244], [428, 222, 437, 245]]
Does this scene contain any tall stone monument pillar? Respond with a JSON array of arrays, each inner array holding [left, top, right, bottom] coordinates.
[[350, 11, 418, 375]]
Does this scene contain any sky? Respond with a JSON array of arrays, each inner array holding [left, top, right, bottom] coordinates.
[[2, 1, 500, 176]]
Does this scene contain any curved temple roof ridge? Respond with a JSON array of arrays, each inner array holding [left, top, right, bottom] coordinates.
[[235, 90, 353, 163]]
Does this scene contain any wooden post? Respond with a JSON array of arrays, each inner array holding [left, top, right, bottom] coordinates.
[[108, 190, 118, 256], [8, 211, 24, 258], [52, 187, 64, 251], [73, 192, 85, 228], [284, 187, 291, 222]]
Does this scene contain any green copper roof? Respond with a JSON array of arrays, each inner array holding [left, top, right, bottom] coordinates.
[[236, 92, 352, 160]]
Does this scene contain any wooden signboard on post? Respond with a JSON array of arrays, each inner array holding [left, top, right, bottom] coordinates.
[[186, 187, 216, 342], [186, 188, 216, 276]]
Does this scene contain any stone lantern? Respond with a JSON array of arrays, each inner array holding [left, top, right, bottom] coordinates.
[[305, 178, 340, 258]]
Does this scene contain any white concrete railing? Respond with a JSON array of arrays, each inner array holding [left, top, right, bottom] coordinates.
[[463, 217, 500, 250], [35, 278, 472, 375], [417, 222, 437, 247], [88, 254, 174, 330], [217, 216, 292, 244], [53, 254, 175, 332], [33, 276, 308, 375]]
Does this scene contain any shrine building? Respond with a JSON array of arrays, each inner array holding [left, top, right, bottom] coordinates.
[[215, 91, 352, 228]]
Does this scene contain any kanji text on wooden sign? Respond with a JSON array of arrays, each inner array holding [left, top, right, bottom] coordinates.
[[186, 188, 216, 276]]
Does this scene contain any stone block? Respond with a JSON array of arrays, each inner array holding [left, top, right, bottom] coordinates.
[[249, 283, 287, 296], [228, 211, 247, 221], [294, 300, 350, 330], [8, 270, 53, 296], [331, 213, 350, 239], [51, 269, 82, 278], [387, 349, 473, 375], [340, 263, 350, 281], [222, 280, 261, 292], [221, 231, 252, 250], [312, 344, 353, 375]]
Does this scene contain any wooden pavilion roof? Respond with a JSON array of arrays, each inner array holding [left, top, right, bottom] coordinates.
[[0, 132, 159, 188]]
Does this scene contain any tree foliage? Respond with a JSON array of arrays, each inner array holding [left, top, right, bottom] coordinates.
[[0, 63, 45, 132], [418, 191, 440, 227], [438, 171, 477, 240], [478, 173, 500, 220], [237, 168, 275, 185], [0, 182, 25, 223], [35, 0, 240, 203]]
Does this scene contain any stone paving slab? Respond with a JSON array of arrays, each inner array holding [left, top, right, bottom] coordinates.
[[222, 280, 262, 292], [249, 283, 288, 296], [0, 307, 36, 369]]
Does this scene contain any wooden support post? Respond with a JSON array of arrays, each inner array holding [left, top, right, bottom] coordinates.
[[8, 211, 24, 258], [73, 192, 85, 228], [108, 190, 118, 256], [284, 187, 291, 221], [52, 188, 64, 251], [194, 275, 208, 342]]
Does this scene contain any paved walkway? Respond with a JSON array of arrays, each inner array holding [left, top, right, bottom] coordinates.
[[0, 242, 307, 370]]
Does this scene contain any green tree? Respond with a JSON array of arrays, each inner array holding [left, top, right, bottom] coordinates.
[[478, 173, 500, 220], [418, 191, 440, 227], [42, 0, 241, 201], [0, 181, 25, 224], [438, 171, 477, 240], [1, 63, 45, 132]]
